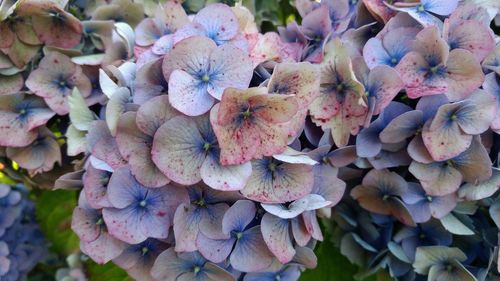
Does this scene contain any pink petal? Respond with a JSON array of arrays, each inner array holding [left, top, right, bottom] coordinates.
[[444, 49, 484, 101]]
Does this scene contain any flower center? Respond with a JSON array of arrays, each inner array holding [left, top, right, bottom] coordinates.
[[236, 232, 243, 240], [418, 5, 425, 12], [242, 108, 252, 119], [390, 58, 398, 65], [139, 200, 147, 207], [141, 247, 149, 256], [382, 194, 390, 201], [429, 66, 439, 74], [193, 266, 201, 275], [426, 196, 433, 202], [203, 142, 211, 152], [450, 114, 458, 121], [268, 162, 277, 172], [336, 84, 344, 92], [19, 109, 27, 115], [96, 217, 104, 226], [201, 74, 210, 82], [275, 275, 281, 281], [194, 198, 206, 207]]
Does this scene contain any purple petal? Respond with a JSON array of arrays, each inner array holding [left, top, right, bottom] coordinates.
[[196, 233, 234, 263], [168, 69, 215, 116], [193, 4, 239, 44], [86, 120, 127, 169], [423, 0, 458, 15], [261, 213, 295, 264], [206, 44, 253, 100], [230, 226, 275, 272], [222, 200, 256, 235], [71, 206, 101, 243], [134, 58, 167, 104], [115, 112, 170, 188], [380, 110, 423, 144], [162, 36, 216, 80], [151, 115, 206, 185]]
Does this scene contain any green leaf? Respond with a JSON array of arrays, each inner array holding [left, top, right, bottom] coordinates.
[[300, 233, 377, 281], [86, 261, 134, 281], [35, 190, 79, 255]]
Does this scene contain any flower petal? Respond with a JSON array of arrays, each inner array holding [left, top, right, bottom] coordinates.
[[261, 213, 295, 264], [136, 95, 179, 136], [242, 159, 314, 203], [168, 69, 215, 116], [230, 226, 275, 272], [116, 112, 170, 188], [152, 115, 206, 185]]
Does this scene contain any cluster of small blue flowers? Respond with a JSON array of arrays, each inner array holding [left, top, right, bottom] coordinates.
[[0, 184, 47, 281]]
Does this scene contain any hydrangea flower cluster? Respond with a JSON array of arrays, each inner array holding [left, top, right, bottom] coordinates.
[[0, 0, 139, 182], [60, 0, 500, 280], [0, 184, 47, 281]]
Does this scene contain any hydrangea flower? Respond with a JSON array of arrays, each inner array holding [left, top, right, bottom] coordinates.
[[6, 126, 61, 175], [409, 136, 492, 196], [394, 220, 453, 261], [173, 185, 241, 252], [71, 192, 126, 264], [114, 238, 169, 281], [379, 95, 449, 163], [355, 102, 411, 159], [151, 248, 235, 281], [59, 1, 500, 280], [386, 0, 458, 28], [26, 52, 92, 115], [482, 73, 500, 131], [421, 89, 496, 161], [401, 183, 457, 223], [240, 156, 314, 203], [443, 8, 495, 62], [162, 36, 253, 116], [17, 0, 83, 48], [210, 87, 298, 165], [196, 200, 275, 272], [134, 0, 188, 47], [0, 93, 55, 147], [173, 3, 245, 47], [102, 166, 189, 244], [396, 26, 484, 101], [350, 169, 416, 226], [0, 185, 47, 281], [413, 246, 476, 280], [152, 113, 252, 191], [309, 38, 367, 147], [363, 25, 420, 69]]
